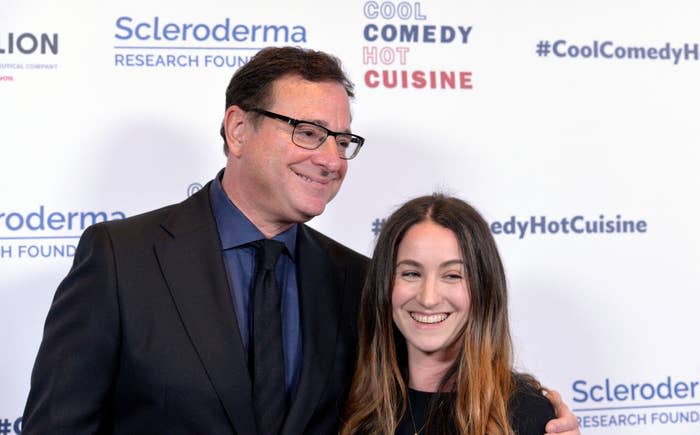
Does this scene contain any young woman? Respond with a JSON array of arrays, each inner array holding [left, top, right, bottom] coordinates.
[[341, 194, 555, 434]]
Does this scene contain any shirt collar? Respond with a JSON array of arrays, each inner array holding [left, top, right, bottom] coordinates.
[[210, 170, 297, 258]]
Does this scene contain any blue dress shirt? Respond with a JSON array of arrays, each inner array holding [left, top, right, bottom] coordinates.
[[209, 175, 302, 400]]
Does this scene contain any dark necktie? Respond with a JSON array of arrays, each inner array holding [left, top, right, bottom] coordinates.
[[251, 239, 287, 435]]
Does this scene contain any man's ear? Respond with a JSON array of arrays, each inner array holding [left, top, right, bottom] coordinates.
[[223, 105, 248, 157]]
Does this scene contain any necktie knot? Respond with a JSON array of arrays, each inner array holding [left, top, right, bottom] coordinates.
[[255, 239, 286, 271]]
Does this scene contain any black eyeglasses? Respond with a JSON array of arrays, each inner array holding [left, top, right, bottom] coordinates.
[[251, 109, 365, 160]]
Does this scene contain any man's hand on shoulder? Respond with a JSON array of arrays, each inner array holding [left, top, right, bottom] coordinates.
[[544, 389, 580, 435]]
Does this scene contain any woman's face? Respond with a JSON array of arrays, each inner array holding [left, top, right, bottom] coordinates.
[[392, 220, 470, 362]]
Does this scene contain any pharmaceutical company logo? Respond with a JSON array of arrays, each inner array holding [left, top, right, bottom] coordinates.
[[571, 376, 700, 430], [360, 1, 474, 90], [370, 213, 648, 238], [0, 205, 126, 260], [113, 16, 308, 70], [0, 31, 60, 82], [535, 39, 699, 65]]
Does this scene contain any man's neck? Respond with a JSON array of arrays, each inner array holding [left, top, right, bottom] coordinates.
[[221, 182, 294, 239]]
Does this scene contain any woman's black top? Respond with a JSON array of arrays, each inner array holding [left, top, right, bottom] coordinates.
[[395, 379, 555, 434]]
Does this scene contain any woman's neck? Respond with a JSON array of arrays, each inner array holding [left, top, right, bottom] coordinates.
[[407, 347, 457, 392]]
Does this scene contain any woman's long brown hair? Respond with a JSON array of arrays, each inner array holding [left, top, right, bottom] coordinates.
[[341, 194, 529, 434]]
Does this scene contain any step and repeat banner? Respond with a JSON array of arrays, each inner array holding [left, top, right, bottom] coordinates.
[[1, 1, 698, 433]]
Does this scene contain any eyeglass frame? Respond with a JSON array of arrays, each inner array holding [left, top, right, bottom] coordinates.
[[250, 108, 365, 160]]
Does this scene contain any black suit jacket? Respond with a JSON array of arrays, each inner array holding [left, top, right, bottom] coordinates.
[[22, 181, 369, 434]]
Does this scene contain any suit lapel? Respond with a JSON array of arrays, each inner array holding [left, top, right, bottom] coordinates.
[[154, 185, 257, 435], [283, 225, 345, 434]]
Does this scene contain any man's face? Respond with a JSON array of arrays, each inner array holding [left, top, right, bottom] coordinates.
[[225, 75, 351, 231]]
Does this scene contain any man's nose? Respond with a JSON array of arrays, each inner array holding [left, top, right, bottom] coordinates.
[[311, 136, 344, 171]]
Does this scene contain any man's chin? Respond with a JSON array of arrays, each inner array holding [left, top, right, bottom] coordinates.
[[298, 206, 325, 222], [287, 192, 335, 223], [280, 201, 323, 225]]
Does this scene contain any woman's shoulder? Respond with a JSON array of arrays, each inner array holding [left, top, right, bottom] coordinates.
[[509, 374, 556, 435]]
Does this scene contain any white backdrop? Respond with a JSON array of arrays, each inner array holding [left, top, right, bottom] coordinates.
[[1, 1, 699, 433]]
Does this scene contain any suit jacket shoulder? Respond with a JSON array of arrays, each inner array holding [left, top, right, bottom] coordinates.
[[300, 224, 369, 272]]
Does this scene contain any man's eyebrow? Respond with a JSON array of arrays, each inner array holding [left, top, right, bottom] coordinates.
[[307, 118, 329, 127], [306, 118, 352, 134]]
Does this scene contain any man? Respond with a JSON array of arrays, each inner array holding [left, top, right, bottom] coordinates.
[[23, 47, 579, 434]]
